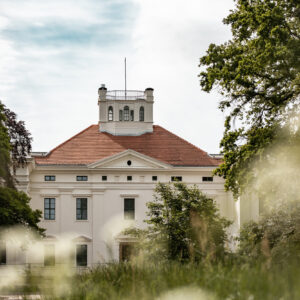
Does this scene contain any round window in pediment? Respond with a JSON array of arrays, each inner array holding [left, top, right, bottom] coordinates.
[[127, 160, 132, 166]]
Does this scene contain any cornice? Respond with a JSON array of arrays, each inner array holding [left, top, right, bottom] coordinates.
[[31, 166, 217, 173]]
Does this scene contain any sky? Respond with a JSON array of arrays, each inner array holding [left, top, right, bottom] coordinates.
[[0, 0, 235, 154]]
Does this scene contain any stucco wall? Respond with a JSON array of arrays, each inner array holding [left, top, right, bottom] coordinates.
[[16, 163, 239, 266]]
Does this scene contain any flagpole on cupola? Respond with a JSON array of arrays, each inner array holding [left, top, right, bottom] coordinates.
[[124, 57, 127, 100]]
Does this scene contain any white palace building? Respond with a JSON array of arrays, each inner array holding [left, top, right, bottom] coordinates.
[[1, 86, 258, 267]]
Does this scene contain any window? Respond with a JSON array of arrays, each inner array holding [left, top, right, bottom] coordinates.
[[152, 176, 157, 181], [44, 198, 55, 220], [139, 106, 144, 121], [77, 176, 88, 181], [102, 175, 107, 181], [76, 198, 87, 220], [124, 198, 135, 220], [0, 242, 6, 265], [119, 243, 136, 262], [130, 110, 134, 121], [76, 244, 87, 267], [127, 175, 132, 181], [45, 175, 55, 181], [108, 106, 113, 121], [44, 244, 55, 266], [119, 110, 123, 121], [171, 176, 182, 182], [202, 177, 213, 182], [124, 106, 129, 121], [127, 160, 132, 166]]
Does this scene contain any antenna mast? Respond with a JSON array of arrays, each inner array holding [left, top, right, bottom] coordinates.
[[124, 57, 127, 100]]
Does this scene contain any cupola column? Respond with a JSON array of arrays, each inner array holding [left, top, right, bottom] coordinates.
[[145, 88, 154, 102], [98, 84, 107, 101], [98, 84, 107, 124]]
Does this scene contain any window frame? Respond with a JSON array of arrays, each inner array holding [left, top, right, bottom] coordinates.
[[76, 244, 88, 267], [0, 241, 6, 265], [44, 198, 56, 220], [171, 176, 182, 182], [124, 106, 129, 121], [124, 198, 135, 220], [152, 176, 158, 181], [108, 106, 113, 121], [45, 175, 55, 181], [119, 242, 136, 262], [202, 176, 213, 182], [130, 110, 134, 121], [139, 106, 144, 121], [76, 198, 88, 221], [76, 176, 88, 181]]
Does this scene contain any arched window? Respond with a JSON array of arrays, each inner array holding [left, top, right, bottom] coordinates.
[[130, 110, 134, 121], [108, 106, 113, 121], [139, 106, 144, 122], [124, 106, 129, 121], [119, 110, 123, 121]]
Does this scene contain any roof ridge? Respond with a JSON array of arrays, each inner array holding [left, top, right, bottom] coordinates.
[[154, 125, 209, 156], [45, 124, 97, 157]]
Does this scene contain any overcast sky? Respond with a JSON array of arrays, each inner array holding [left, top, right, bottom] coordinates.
[[0, 0, 235, 153]]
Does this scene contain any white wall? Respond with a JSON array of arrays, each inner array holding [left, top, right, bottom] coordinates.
[[19, 164, 239, 266]]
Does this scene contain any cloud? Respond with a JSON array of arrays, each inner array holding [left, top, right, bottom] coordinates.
[[0, 0, 234, 153], [130, 0, 234, 152]]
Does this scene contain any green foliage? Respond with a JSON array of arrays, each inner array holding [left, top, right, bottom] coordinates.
[[127, 183, 231, 262], [0, 101, 43, 234], [0, 102, 13, 187], [0, 100, 32, 187], [199, 0, 300, 196], [239, 201, 300, 263], [0, 187, 44, 235]]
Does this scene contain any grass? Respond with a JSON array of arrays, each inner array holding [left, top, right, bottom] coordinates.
[[20, 257, 300, 300]]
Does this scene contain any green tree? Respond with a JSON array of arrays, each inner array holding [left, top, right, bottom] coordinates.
[[0, 101, 43, 234], [127, 183, 231, 262], [0, 102, 13, 187], [199, 0, 300, 196], [0, 187, 43, 234]]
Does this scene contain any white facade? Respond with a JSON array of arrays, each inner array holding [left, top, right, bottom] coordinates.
[[1, 86, 251, 268]]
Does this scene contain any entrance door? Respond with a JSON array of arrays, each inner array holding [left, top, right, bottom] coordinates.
[[119, 243, 135, 262]]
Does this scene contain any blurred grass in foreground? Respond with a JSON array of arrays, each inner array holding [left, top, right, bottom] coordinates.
[[19, 258, 300, 300]]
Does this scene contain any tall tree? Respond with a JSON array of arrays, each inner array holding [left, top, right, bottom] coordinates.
[[0, 101, 43, 234], [199, 0, 300, 196], [0, 102, 12, 187], [0, 102, 32, 187]]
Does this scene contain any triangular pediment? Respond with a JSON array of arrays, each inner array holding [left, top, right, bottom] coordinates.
[[88, 149, 171, 169]]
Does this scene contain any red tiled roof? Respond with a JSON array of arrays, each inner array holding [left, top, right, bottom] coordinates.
[[34, 125, 220, 167]]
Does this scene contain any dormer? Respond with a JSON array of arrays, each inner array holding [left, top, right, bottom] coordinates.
[[98, 85, 154, 136]]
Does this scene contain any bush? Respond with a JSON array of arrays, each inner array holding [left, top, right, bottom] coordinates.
[[238, 201, 300, 263]]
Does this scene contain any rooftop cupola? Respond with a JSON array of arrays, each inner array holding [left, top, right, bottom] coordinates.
[[98, 85, 154, 136]]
